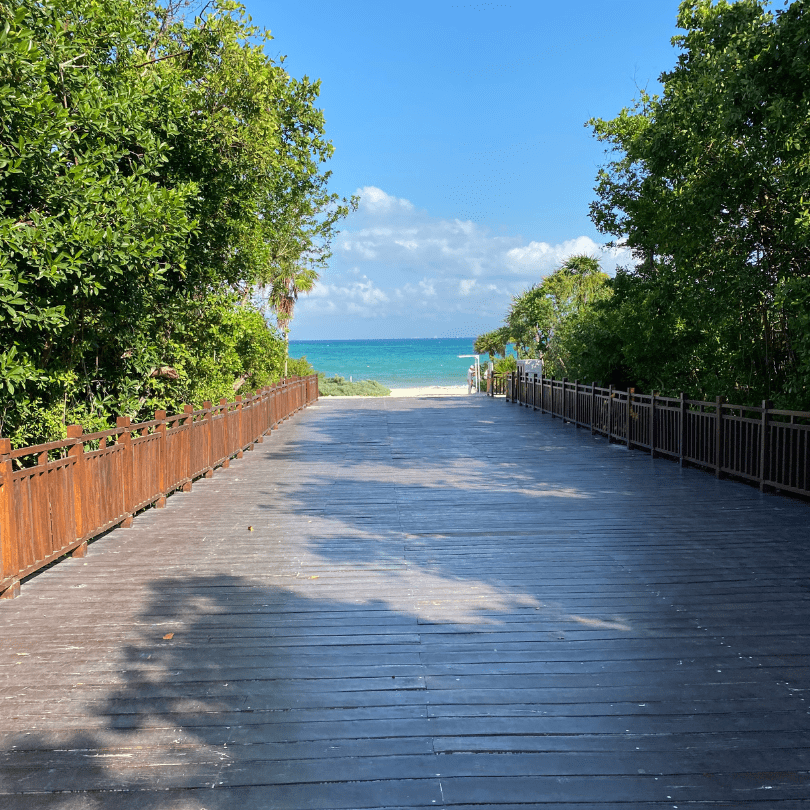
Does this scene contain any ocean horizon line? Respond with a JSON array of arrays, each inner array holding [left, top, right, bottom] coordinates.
[[290, 336, 478, 343]]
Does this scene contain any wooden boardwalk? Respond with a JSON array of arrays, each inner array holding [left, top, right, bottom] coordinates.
[[1, 395, 809, 808]]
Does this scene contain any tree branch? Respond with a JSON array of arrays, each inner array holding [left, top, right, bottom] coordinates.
[[133, 49, 191, 70]]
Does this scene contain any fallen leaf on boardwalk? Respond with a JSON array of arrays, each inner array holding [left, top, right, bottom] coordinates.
[[248, 526, 254, 531], [309, 576, 319, 580], [163, 633, 174, 640]]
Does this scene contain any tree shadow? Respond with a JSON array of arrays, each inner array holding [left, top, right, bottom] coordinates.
[[1, 574, 446, 808]]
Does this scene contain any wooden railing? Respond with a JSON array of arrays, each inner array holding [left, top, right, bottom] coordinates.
[[507, 372, 810, 498], [487, 373, 509, 396], [0, 375, 319, 599]]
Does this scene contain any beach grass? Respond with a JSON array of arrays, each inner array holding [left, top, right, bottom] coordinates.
[[318, 374, 391, 397]]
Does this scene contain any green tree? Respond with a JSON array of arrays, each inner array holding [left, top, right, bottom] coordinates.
[[503, 255, 611, 375], [0, 0, 196, 439], [265, 260, 318, 375], [588, 0, 810, 404], [0, 0, 349, 445]]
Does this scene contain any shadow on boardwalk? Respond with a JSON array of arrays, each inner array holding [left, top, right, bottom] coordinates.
[[1, 397, 810, 807]]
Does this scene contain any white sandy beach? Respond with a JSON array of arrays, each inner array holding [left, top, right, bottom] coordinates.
[[388, 385, 470, 397]]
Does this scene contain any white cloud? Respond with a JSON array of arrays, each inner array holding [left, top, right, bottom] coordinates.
[[358, 186, 414, 214], [294, 186, 637, 338], [305, 276, 389, 318], [505, 236, 607, 273]]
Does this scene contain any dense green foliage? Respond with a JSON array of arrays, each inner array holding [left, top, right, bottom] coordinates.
[[317, 375, 391, 397], [582, 0, 810, 404], [285, 356, 316, 378], [0, 0, 350, 446]]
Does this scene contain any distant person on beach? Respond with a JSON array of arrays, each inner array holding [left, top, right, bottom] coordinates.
[[467, 365, 475, 394]]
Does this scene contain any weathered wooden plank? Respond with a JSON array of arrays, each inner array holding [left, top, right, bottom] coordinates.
[[0, 395, 809, 807]]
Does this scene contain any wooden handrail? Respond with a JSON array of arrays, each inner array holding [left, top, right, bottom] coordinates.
[[508, 371, 810, 500], [0, 375, 319, 599]]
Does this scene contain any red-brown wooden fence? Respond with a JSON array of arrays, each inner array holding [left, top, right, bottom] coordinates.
[[507, 372, 810, 499], [0, 375, 319, 599]]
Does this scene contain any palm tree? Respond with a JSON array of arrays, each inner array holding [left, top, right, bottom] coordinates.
[[267, 261, 318, 376], [474, 327, 510, 359]]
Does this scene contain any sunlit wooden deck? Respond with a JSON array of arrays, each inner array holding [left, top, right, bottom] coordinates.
[[1, 394, 809, 808]]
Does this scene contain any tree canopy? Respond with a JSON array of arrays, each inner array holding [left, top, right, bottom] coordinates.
[[586, 0, 810, 404], [478, 255, 611, 379], [504, 256, 611, 374], [0, 0, 352, 445]]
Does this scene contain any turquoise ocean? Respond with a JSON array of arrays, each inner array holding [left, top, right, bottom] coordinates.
[[289, 338, 491, 388]]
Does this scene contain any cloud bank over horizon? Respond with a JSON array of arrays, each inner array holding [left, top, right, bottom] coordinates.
[[293, 186, 634, 340]]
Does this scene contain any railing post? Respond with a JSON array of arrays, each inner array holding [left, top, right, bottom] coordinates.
[[66, 425, 86, 545], [532, 374, 537, 411], [574, 380, 579, 428], [679, 393, 687, 467], [759, 399, 772, 492], [0, 438, 20, 599], [626, 388, 634, 448], [715, 396, 725, 478], [260, 387, 269, 440], [650, 393, 657, 458], [549, 377, 555, 419], [235, 395, 244, 458], [219, 398, 230, 467], [202, 402, 214, 473], [151, 411, 167, 506], [591, 382, 596, 435], [607, 386, 613, 443], [116, 417, 134, 527], [182, 405, 193, 490], [562, 378, 568, 421]]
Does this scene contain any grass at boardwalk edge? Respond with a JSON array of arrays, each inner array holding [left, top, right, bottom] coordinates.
[[317, 374, 391, 397], [288, 357, 390, 396]]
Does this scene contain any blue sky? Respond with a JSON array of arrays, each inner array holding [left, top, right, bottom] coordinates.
[[246, 0, 684, 340]]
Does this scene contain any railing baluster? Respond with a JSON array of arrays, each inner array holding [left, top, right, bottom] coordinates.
[[715, 397, 724, 478], [116, 417, 134, 526], [627, 389, 633, 448], [760, 400, 771, 492]]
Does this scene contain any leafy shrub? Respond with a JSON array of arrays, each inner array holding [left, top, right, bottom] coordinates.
[[494, 356, 517, 374], [286, 356, 316, 377]]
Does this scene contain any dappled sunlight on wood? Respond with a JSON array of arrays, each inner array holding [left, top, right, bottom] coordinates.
[[567, 614, 632, 632]]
